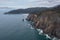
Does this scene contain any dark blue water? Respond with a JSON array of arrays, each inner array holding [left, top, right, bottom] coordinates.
[[0, 9, 51, 40]]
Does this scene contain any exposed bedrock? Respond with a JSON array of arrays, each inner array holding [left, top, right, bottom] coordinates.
[[26, 9, 60, 39]]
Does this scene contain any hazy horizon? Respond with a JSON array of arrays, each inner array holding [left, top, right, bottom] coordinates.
[[0, 0, 60, 9]]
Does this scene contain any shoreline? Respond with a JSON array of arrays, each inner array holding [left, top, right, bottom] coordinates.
[[29, 22, 60, 40], [26, 13, 60, 40], [27, 21, 52, 39], [26, 5, 60, 40]]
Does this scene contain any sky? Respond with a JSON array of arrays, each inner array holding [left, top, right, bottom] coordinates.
[[0, 0, 60, 9]]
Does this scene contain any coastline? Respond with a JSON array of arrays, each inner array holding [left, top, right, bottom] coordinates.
[[28, 21, 60, 40], [26, 13, 60, 40], [27, 21, 52, 39], [26, 5, 60, 39]]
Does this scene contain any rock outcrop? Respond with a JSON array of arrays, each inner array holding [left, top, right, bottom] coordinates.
[[26, 5, 60, 39]]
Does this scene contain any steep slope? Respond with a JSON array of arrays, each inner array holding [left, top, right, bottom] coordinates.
[[26, 5, 60, 39]]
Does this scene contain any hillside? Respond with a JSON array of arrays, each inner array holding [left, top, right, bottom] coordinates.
[[26, 5, 60, 39], [4, 7, 48, 14]]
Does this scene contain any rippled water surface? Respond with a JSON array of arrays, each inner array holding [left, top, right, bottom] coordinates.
[[0, 9, 51, 40]]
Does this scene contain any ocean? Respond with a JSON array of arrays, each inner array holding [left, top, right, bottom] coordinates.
[[0, 9, 51, 40]]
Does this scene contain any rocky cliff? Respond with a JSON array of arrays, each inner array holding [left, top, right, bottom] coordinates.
[[26, 5, 60, 39]]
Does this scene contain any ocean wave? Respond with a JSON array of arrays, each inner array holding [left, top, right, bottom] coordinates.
[[30, 26, 60, 40], [36, 29, 43, 35], [30, 26, 34, 29], [44, 34, 51, 39], [36, 29, 51, 39], [52, 37, 60, 40]]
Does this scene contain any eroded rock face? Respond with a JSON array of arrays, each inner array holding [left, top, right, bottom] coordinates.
[[26, 9, 60, 39]]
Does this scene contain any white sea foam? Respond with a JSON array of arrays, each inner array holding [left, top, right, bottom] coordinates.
[[52, 37, 60, 40], [36, 29, 41, 32], [36, 29, 60, 40], [27, 24, 34, 29], [30, 26, 34, 29], [36, 29, 52, 39], [52, 37, 59, 40], [36, 29, 43, 35], [39, 30, 43, 35], [45, 34, 51, 39]]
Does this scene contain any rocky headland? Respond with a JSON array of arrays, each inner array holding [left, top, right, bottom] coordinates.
[[4, 7, 48, 14], [26, 5, 60, 39]]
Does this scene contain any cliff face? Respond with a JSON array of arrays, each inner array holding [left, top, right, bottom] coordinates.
[[26, 5, 60, 39]]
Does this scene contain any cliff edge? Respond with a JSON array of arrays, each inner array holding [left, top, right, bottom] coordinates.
[[26, 5, 60, 39]]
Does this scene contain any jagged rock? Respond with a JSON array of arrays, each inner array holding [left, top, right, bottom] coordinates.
[[26, 5, 60, 39]]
